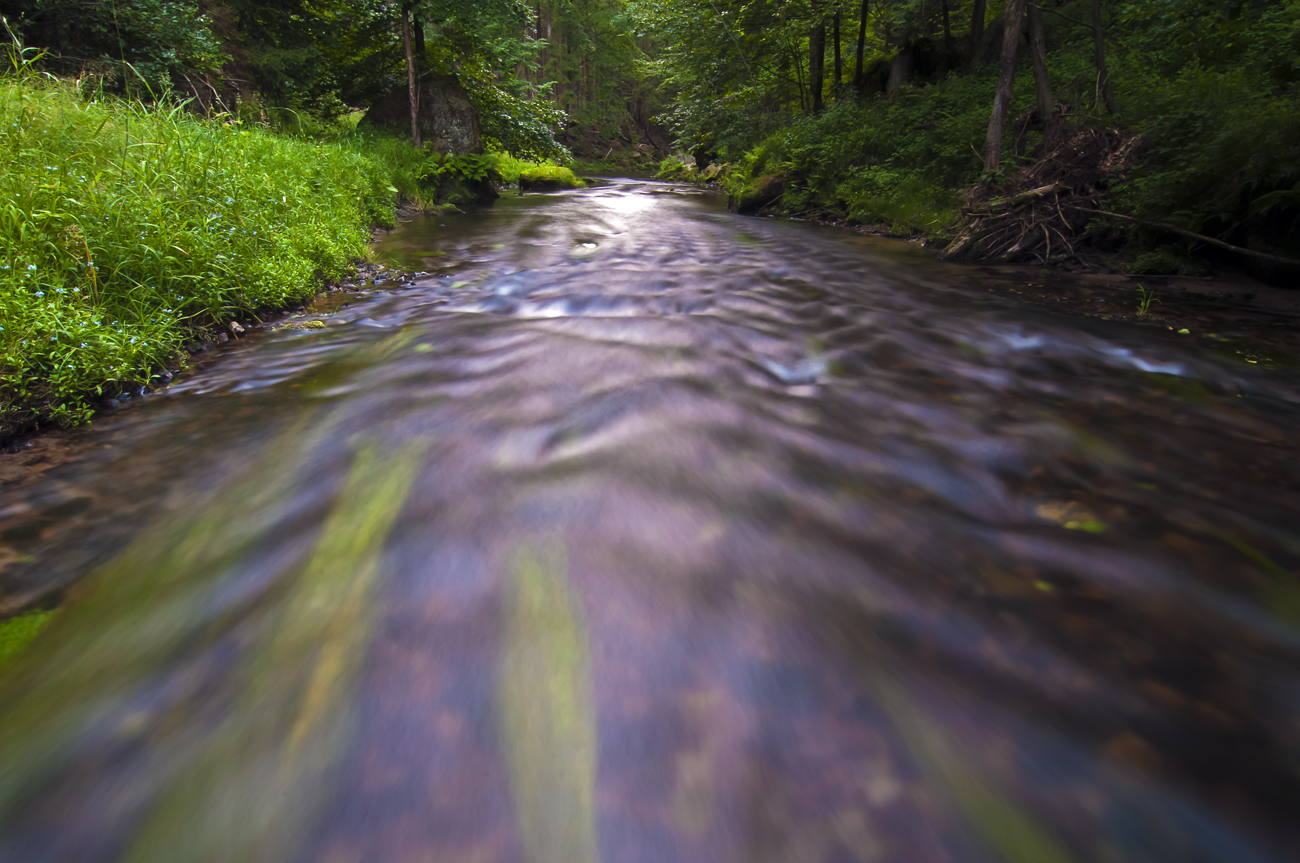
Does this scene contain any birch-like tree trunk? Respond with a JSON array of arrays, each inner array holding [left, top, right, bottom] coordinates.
[[402, 4, 420, 147]]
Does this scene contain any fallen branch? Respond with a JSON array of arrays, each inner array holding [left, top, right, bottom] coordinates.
[[982, 182, 1067, 210], [1070, 206, 1300, 268]]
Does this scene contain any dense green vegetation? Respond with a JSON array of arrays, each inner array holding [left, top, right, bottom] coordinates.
[[0, 75, 427, 436], [645, 0, 1300, 276]]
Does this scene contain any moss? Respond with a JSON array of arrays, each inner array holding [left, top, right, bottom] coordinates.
[[518, 165, 586, 192], [728, 173, 787, 215], [0, 608, 56, 667]]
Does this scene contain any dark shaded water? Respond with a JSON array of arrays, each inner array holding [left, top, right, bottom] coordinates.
[[2, 180, 1300, 863]]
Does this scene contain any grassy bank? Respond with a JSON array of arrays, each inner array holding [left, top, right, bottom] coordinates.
[[0, 78, 437, 440]]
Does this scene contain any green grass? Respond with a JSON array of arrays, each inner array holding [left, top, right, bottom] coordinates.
[[0, 608, 56, 667], [0, 77, 429, 438]]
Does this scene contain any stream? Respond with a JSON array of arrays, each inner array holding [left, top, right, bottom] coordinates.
[[1, 179, 1299, 863]]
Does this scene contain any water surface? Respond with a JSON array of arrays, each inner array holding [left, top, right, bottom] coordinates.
[[2, 180, 1299, 863]]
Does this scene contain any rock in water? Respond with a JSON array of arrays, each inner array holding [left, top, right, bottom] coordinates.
[[360, 76, 481, 155]]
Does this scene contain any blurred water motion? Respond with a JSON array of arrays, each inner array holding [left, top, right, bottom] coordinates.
[[1, 180, 1299, 862]]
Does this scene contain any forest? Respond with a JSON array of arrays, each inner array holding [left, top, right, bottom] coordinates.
[[3, 7, 1300, 859], [2, 0, 1299, 436]]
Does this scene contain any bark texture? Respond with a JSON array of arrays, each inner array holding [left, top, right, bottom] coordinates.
[[1028, 1, 1056, 131], [402, 6, 420, 147], [810, 18, 826, 112], [983, 0, 1027, 172]]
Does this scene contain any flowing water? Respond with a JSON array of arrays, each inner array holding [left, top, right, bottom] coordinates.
[[2, 180, 1300, 863]]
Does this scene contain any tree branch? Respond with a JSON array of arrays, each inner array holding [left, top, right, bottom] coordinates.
[[1071, 206, 1300, 268]]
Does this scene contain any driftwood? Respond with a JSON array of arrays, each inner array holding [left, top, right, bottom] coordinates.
[[944, 182, 1088, 263], [945, 124, 1299, 269]]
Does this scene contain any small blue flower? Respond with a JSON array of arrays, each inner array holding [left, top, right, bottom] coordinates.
[[26, 264, 36, 271], [35, 291, 44, 297]]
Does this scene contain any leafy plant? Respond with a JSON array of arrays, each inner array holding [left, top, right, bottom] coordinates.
[[1135, 285, 1161, 315], [419, 153, 504, 186]]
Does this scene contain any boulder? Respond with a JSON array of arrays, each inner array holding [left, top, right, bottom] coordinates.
[[729, 174, 786, 215], [361, 75, 481, 155]]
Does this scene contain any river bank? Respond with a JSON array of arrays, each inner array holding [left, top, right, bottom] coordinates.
[[0, 76, 592, 446], [3, 178, 1297, 489]]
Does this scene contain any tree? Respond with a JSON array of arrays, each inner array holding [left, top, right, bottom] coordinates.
[[809, 9, 826, 112], [983, 0, 1026, 172], [833, 8, 842, 94], [853, 0, 868, 90], [402, 2, 420, 145], [968, 0, 986, 67], [1091, 0, 1119, 115], [1027, 0, 1055, 132]]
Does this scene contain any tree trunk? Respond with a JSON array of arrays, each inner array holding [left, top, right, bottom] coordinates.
[[983, 0, 1025, 173], [1028, 1, 1055, 131], [833, 11, 843, 97], [402, 5, 420, 147], [886, 48, 912, 95], [412, 13, 425, 80], [790, 34, 808, 111], [968, 0, 987, 67], [810, 17, 826, 112], [854, 0, 868, 90], [1091, 0, 1120, 115], [942, 0, 954, 56]]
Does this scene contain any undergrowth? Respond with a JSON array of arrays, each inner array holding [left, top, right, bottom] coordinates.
[[688, 0, 1300, 265], [0, 78, 448, 439]]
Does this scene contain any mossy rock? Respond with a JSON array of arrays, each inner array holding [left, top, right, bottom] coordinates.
[[361, 76, 481, 155], [519, 166, 585, 192], [655, 158, 697, 182], [729, 174, 786, 215]]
